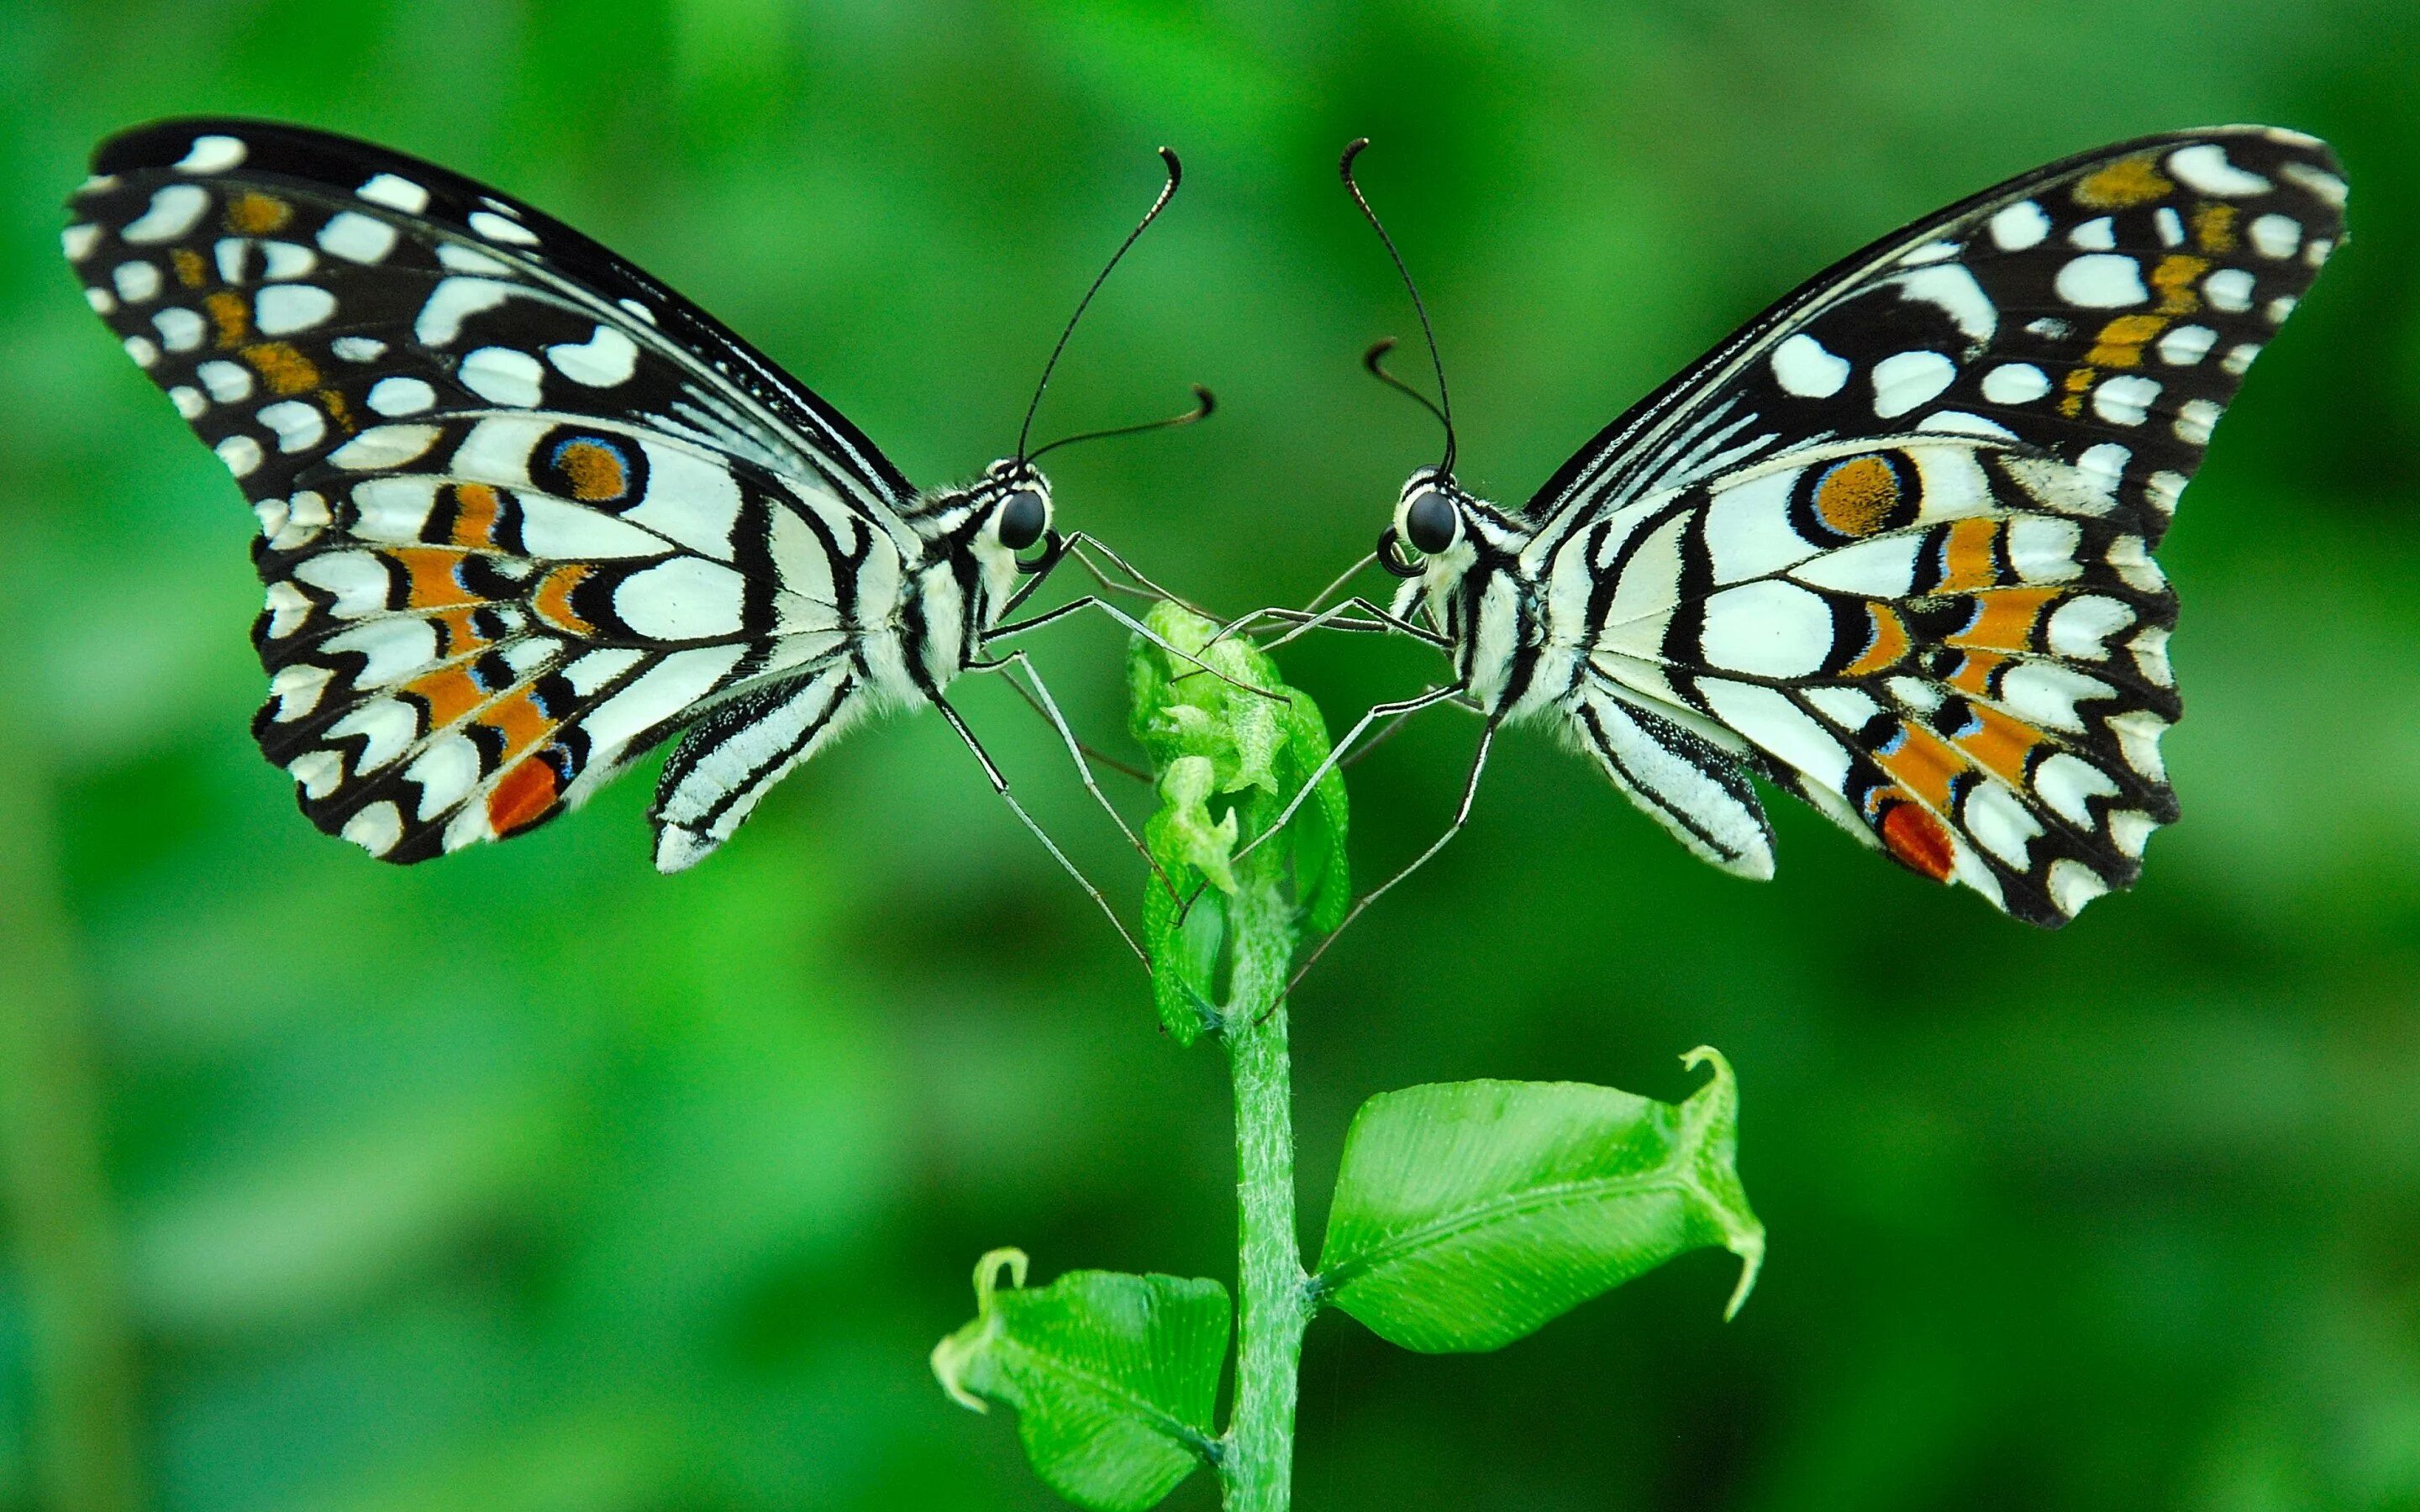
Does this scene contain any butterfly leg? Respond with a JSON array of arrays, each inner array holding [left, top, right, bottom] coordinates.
[[1283, 715, 1502, 995], [986, 597, 1285, 703], [1253, 596, 1451, 650], [966, 648, 1183, 902], [1227, 680, 1470, 869], [931, 693, 1150, 969]]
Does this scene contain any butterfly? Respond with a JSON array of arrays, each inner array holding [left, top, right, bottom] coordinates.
[[1255, 128, 2344, 933], [65, 118, 1207, 938]]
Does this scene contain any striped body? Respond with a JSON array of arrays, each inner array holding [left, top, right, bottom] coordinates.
[[1381, 127, 2345, 925], [65, 118, 1054, 872]]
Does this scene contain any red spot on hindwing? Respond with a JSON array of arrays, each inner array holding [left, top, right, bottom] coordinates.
[[1879, 801, 1956, 882]]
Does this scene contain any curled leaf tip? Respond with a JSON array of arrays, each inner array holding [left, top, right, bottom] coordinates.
[[1723, 1228, 1766, 1321], [933, 1247, 1032, 1411]]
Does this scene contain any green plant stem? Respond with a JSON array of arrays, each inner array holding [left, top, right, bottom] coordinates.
[[1218, 864, 1312, 1512]]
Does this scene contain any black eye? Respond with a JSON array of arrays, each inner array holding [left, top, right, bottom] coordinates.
[[997, 491, 1047, 550], [1404, 490, 1460, 554]]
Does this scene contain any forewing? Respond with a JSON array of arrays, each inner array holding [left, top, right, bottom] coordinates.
[[64, 119, 900, 863], [1581, 437, 2181, 925], [1527, 127, 2345, 545]]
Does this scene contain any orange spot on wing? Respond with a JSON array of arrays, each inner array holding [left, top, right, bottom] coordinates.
[[2191, 202, 2238, 254], [203, 291, 250, 347], [2059, 365, 2095, 418], [170, 247, 208, 288], [1953, 704, 2045, 786], [1944, 650, 2008, 697], [402, 665, 487, 728], [1939, 519, 2003, 592], [476, 688, 555, 762], [430, 607, 492, 658], [1843, 602, 1912, 677], [555, 440, 628, 501], [1945, 587, 2062, 652], [387, 549, 481, 610], [318, 388, 355, 433], [530, 564, 593, 635], [1876, 722, 1965, 811], [1813, 455, 1905, 537], [241, 341, 320, 395], [224, 192, 292, 234], [450, 484, 504, 549], [2151, 254, 2210, 314], [2085, 313, 2168, 369], [2072, 155, 2172, 209], [487, 757, 560, 836], [1879, 800, 1957, 881]]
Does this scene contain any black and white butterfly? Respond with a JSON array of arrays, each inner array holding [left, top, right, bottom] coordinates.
[[1255, 128, 2344, 935], [66, 118, 1207, 942]]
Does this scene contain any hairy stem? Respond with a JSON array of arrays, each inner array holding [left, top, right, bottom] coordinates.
[[1219, 864, 1310, 1511]]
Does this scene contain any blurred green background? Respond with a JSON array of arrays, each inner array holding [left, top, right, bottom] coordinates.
[[3, 2, 2417, 1508]]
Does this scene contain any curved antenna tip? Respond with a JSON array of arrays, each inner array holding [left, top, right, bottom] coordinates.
[[1189, 383, 1216, 419], [1362, 336, 1398, 373], [1340, 137, 1371, 180], [1157, 145, 1182, 186]]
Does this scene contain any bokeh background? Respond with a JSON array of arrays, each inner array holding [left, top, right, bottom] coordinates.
[[3, 2, 2417, 1508]]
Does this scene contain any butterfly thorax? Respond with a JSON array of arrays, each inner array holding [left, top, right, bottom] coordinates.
[[1388, 476, 1569, 719]]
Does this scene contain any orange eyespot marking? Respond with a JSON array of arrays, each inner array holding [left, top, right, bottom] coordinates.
[[487, 757, 561, 837], [170, 248, 208, 288], [555, 440, 628, 501], [203, 291, 250, 347], [450, 484, 503, 548], [1945, 586, 2062, 652], [1879, 800, 1956, 882], [1944, 649, 2007, 697], [2086, 314, 2168, 369], [530, 564, 593, 635], [1812, 454, 1904, 537], [476, 689, 554, 761], [2072, 155, 2172, 210], [2151, 254, 2210, 315], [1939, 518, 2003, 592], [2191, 202, 2238, 254], [1843, 602, 1913, 677], [1876, 722, 1965, 811], [241, 341, 319, 395], [224, 192, 292, 235], [403, 665, 487, 728], [1953, 704, 2045, 786], [388, 549, 481, 611]]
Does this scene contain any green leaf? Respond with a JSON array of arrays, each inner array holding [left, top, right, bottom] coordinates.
[[1279, 685, 1349, 933], [1315, 1048, 1764, 1352], [933, 1249, 1231, 1512]]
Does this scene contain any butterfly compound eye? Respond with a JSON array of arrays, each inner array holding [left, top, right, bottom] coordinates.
[[997, 490, 1049, 551], [1404, 489, 1460, 554]]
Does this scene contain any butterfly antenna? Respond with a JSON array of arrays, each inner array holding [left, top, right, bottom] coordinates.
[[1027, 385, 1215, 463], [1361, 338, 1450, 434], [1018, 146, 1184, 463], [1339, 137, 1455, 475]]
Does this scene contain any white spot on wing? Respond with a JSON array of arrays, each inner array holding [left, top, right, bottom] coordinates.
[[1961, 783, 2042, 869], [2248, 213, 2302, 259], [2280, 160, 2347, 207], [257, 399, 327, 453], [2054, 255, 2147, 307], [1699, 580, 1833, 679], [468, 210, 539, 245], [176, 134, 246, 173], [1981, 362, 2049, 404], [358, 172, 431, 214], [2204, 268, 2255, 312], [613, 558, 749, 640], [2091, 375, 2160, 427], [460, 347, 544, 407], [332, 336, 388, 364], [2047, 596, 2135, 659], [152, 307, 203, 351], [113, 260, 160, 302], [122, 183, 209, 243], [318, 211, 399, 264], [546, 326, 640, 386], [367, 376, 437, 416], [61, 223, 99, 261], [1988, 200, 2049, 250], [255, 284, 337, 335], [1890, 264, 1996, 344], [2156, 324, 2217, 366], [1770, 333, 1849, 397], [341, 801, 406, 857], [86, 286, 116, 315], [2067, 217, 2116, 249], [2166, 144, 2271, 197], [2173, 398, 2222, 445], [197, 360, 252, 402], [329, 424, 444, 470], [1870, 350, 1955, 419], [170, 385, 206, 419], [2036, 753, 2118, 827], [2221, 343, 2260, 375], [215, 433, 263, 478], [415, 277, 513, 346]]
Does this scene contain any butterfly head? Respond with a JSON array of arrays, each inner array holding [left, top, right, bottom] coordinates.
[[979, 457, 1055, 554], [1380, 465, 1478, 581]]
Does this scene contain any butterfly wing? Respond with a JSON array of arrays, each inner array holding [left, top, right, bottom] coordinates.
[[1532, 128, 2344, 923], [65, 118, 911, 865], [1526, 126, 2344, 545]]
